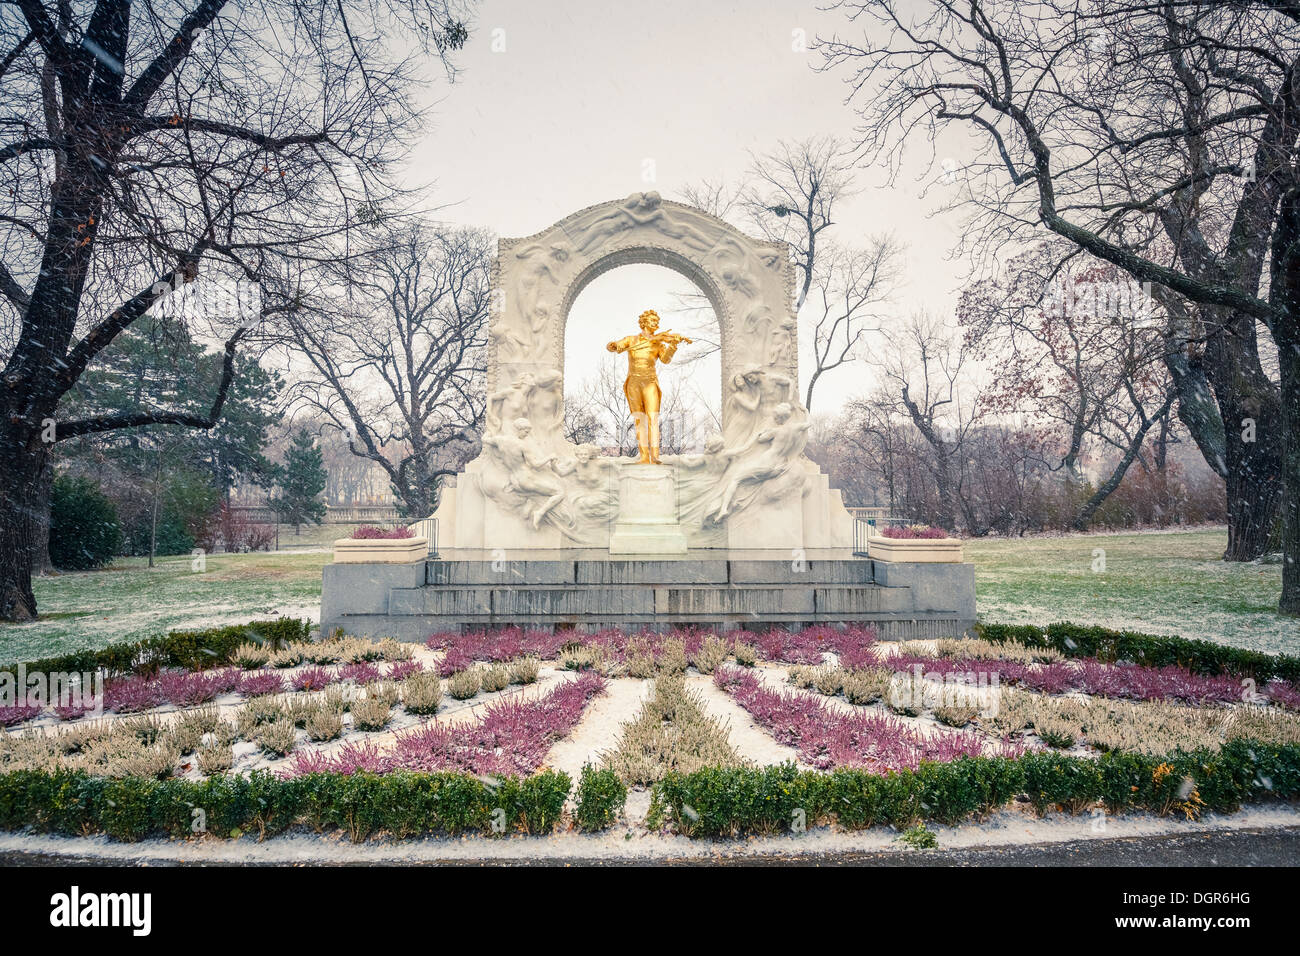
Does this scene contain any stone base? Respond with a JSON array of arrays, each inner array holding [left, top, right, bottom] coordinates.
[[320, 548, 976, 641], [608, 463, 688, 554]]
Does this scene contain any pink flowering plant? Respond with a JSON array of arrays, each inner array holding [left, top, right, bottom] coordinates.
[[350, 525, 414, 539]]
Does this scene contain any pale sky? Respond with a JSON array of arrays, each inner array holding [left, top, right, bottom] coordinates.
[[406, 0, 972, 414]]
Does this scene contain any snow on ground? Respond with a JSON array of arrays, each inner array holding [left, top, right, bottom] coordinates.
[[544, 676, 653, 782], [2, 804, 1295, 864]]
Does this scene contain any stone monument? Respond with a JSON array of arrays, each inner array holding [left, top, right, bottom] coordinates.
[[433, 191, 854, 552], [321, 193, 975, 638]]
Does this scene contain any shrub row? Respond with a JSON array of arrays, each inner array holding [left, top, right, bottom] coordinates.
[[649, 740, 1300, 837], [976, 621, 1300, 685], [1, 617, 312, 680], [3, 741, 1295, 843], [0, 766, 624, 842]]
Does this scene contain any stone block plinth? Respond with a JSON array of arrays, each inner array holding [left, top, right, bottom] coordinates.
[[609, 464, 688, 554]]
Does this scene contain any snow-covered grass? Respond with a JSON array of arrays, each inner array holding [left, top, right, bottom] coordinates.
[[8, 551, 329, 662], [966, 528, 1295, 655], [3, 527, 1291, 665]]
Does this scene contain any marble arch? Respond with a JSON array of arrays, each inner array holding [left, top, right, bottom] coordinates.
[[435, 192, 853, 551]]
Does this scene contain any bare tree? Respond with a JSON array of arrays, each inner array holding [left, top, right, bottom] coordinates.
[[0, 0, 473, 619], [960, 241, 1178, 527], [739, 135, 856, 309], [803, 236, 903, 410], [874, 312, 983, 531], [817, 0, 1300, 612], [283, 223, 491, 519], [676, 136, 899, 406]]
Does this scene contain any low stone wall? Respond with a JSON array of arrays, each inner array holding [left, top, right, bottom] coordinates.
[[320, 550, 976, 640]]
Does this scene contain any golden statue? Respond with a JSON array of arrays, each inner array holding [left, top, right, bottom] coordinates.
[[607, 309, 692, 464]]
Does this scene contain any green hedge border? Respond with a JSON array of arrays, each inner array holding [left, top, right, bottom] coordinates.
[[2, 743, 1295, 843], [649, 741, 1300, 837], [0, 617, 311, 680], [976, 621, 1300, 685]]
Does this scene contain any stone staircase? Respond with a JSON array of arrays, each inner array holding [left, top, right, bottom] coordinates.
[[321, 551, 975, 641]]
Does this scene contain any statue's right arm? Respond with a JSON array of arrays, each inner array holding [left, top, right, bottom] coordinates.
[[607, 335, 632, 353]]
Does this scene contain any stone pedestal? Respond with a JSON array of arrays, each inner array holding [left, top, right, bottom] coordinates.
[[609, 464, 688, 554]]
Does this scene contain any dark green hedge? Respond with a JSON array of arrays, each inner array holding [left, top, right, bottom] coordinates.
[[2, 741, 1296, 843], [0, 768, 577, 842], [649, 741, 1300, 838], [975, 621, 1300, 685], [0, 617, 311, 680]]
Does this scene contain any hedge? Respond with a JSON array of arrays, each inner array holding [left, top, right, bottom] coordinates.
[[0, 768, 579, 843], [975, 621, 1300, 685], [0, 617, 311, 680], [1, 741, 1296, 843], [648, 741, 1300, 838]]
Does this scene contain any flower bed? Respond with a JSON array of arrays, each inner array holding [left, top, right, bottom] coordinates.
[[976, 621, 1300, 685], [888, 650, 1300, 709], [713, 666, 1021, 771], [880, 525, 948, 539], [287, 672, 606, 776], [350, 525, 414, 539]]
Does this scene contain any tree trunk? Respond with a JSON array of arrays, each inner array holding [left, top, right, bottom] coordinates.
[[32, 461, 55, 575], [1279, 336, 1300, 614], [1203, 311, 1283, 561], [0, 426, 48, 621], [1216, 387, 1283, 561]]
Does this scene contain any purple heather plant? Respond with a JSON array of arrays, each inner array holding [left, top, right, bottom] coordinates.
[[293, 666, 337, 692], [386, 660, 424, 681], [887, 652, 1259, 706], [237, 671, 287, 696], [350, 525, 414, 539], [0, 703, 42, 726], [713, 665, 1017, 771], [339, 661, 382, 684], [880, 525, 950, 539], [286, 671, 606, 777]]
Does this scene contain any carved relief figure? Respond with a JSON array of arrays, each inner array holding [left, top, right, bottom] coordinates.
[[707, 237, 758, 297], [481, 418, 566, 529], [704, 403, 810, 523], [529, 368, 565, 441], [742, 304, 797, 368], [555, 442, 616, 522], [573, 192, 717, 256], [670, 434, 733, 527], [606, 309, 692, 464], [486, 373, 535, 435], [504, 242, 570, 362]]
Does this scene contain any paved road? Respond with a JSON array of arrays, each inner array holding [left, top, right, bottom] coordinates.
[[2, 826, 1297, 866]]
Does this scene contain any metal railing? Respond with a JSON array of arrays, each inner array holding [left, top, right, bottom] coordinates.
[[853, 517, 875, 557], [406, 516, 439, 557]]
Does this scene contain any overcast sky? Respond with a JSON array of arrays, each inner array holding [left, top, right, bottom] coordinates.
[[406, 0, 972, 414]]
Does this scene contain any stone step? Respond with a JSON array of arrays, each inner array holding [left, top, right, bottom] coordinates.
[[389, 582, 915, 618]]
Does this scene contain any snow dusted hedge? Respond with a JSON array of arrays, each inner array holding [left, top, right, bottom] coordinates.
[[0, 617, 311, 680], [977, 622, 1300, 686], [649, 740, 1300, 838], [0, 768, 577, 842], [2, 741, 1297, 842]]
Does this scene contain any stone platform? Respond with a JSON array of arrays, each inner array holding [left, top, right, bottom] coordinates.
[[320, 548, 975, 641]]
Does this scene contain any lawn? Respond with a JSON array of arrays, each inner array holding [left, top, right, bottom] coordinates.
[[1, 526, 1294, 666], [966, 528, 1296, 655], [2, 551, 330, 664]]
